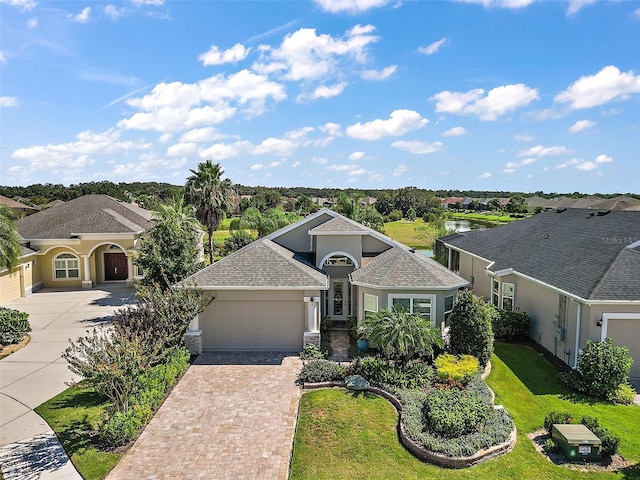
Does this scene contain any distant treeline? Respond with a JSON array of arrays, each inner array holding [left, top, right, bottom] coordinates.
[[1, 181, 637, 206]]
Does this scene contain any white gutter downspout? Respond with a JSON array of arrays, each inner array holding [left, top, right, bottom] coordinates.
[[573, 302, 582, 369]]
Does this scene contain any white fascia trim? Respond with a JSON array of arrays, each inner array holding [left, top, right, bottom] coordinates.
[[310, 231, 367, 236], [70, 232, 140, 239], [350, 280, 469, 291], [443, 243, 494, 265], [180, 285, 330, 291], [494, 268, 514, 277], [266, 209, 337, 241], [508, 270, 585, 303], [600, 312, 640, 341]]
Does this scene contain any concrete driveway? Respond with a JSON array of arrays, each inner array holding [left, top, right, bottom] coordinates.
[[0, 284, 136, 480], [107, 352, 302, 480]]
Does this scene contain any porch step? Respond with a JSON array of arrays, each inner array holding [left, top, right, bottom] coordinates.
[[328, 329, 350, 362]]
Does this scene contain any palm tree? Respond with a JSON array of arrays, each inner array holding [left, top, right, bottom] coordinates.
[[0, 205, 22, 272], [185, 161, 235, 264]]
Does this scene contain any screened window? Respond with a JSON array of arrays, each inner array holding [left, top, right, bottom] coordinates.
[[492, 280, 500, 307], [363, 294, 378, 314], [54, 253, 79, 279], [444, 295, 455, 323], [502, 282, 515, 311]]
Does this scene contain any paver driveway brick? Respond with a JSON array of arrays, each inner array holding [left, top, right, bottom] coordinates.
[[107, 352, 302, 480]]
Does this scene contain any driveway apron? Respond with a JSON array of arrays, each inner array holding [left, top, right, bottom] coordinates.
[[107, 352, 302, 480], [0, 285, 136, 480]]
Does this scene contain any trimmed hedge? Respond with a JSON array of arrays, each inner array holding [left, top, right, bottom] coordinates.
[[425, 387, 492, 438], [0, 307, 30, 345], [491, 308, 530, 341], [434, 354, 479, 385], [349, 356, 434, 390], [298, 359, 345, 383]]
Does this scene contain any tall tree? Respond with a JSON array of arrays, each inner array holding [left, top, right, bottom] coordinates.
[[0, 206, 22, 272], [135, 198, 203, 289], [237, 207, 298, 237], [185, 160, 235, 264]]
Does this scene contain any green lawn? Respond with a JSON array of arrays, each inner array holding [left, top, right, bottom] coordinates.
[[35, 386, 120, 480], [383, 219, 430, 249], [290, 343, 640, 480]]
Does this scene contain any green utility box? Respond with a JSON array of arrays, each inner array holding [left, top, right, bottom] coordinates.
[[552, 424, 602, 462]]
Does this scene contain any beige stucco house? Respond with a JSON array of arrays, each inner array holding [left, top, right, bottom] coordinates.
[[0, 195, 153, 306], [437, 208, 640, 381], [183, 209, 468, 353]]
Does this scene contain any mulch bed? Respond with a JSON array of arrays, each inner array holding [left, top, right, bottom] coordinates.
[[527, 429, 634, 473]]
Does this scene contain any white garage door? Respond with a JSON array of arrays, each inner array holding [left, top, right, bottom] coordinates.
[[607, 318, 640, 379], [0, 270, 22, 306], [202, 297, 304, 351]]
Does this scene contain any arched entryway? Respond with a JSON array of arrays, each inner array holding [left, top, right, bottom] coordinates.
[[317, 252, 358, 321]]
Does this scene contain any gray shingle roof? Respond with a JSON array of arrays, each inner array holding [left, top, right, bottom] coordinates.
[[443, 208, 640, 301], [16, 195, 153, 239], [350, 246, 469, 289], [309, 216, 370, 234], [184, 238, 328, 289]]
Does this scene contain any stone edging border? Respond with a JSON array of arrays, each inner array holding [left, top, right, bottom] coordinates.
[[301, 361, 517, 469]]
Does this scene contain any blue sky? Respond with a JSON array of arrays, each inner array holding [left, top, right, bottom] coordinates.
[[1, 0, 639, 194]]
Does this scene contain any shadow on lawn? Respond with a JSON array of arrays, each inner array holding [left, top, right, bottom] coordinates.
[[620, 463, 640, 479]]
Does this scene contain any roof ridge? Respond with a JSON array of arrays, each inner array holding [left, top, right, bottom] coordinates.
[[264, 240, 327, 284]]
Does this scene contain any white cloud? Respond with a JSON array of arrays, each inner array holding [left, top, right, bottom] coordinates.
[[346, 109, 428, 140], [503, 157, 536, 173], [566, 0, 595, 15], [253, 25, 379, 83], [576, 161, 598, 171], [132, 0, 164, 5], [304, 82, 347, 101], [418, 38, 448, 55], [319, 122, 342, 136], [360, 65, 397, 80], [0, 0, 37, 12], [479, 172, 492, 179], [313, 0, 391, 14], [199, 43, 251, 66], [269, 161, 282, 167], [291, 161, 301, 168], [179, 127, 225, 143], [70, 7, 91, 24], [391, 140, 444, 155], [595, 154, 613, 163], [514, 133, 534, 142], [312, 157, 329, 164], [0, 96, 19, 107], [430, 84, 538, 120], [327, 164, 367, 176], [568, 119, 596, 133], [26, 17, 38, 28], [393, 165, 408, 176], [0, 52, 6, 65], [166, 142, 198, 157], [634, 8, 640, 19], [158, 133, 172, 143], [442, 126, 466, 137], [554, 65, 640, 109], [349, 151, 365, 161], [250, 163, 266, 171], [517, 144, 572, 157], [456, 0, 536, 8], [104, 5, 123, 20]]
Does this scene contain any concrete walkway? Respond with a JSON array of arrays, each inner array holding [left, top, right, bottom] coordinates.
[[0, 285, 136, 480], [107, 352, 302, 480]]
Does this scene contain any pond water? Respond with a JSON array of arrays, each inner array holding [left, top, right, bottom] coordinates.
[[444, 218, 495, 232]]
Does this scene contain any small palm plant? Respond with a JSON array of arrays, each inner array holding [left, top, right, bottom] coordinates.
[[358, 307, 443, 365]]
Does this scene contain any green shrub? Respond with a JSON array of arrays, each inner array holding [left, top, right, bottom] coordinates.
[[100, 410, 143, 446], [612, 382, 636, 405], [424, 388, 492, 438], [580, 416, 620, 456], [387, 210, 403, 222], [434, 354, 479, 385], [0, 307, 30, 345], [298, 359, 345, 383], [544, 411, 573, 434], [349, 357, 434, 389], [300, 343, 325, 361], [448, 290, 494, 367], [492, 308, 530, 341], [577, 339, 633, 400], [544, 438, 558, 452]]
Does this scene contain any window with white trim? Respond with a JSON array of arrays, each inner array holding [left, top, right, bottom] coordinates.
[[444, 295, 455, 323], [54, 253, 79, 279], [363, 293, 378, 314], [492, 280, 500, 307], [388, 294, 436, 326], [502, 282, 515, 311]]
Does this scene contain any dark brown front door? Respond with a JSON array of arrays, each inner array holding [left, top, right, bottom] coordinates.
[[104, 253, 128, 281]]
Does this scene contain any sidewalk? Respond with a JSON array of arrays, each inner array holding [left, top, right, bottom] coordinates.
[[0, 285, 136, 480]]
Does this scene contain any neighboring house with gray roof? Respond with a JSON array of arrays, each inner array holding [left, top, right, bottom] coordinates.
[[1, 195, 154, 305], [437, 208, 640, 380], [182, 209, 468, 353]]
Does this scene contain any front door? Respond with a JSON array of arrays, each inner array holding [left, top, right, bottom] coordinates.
[[104, 253, 128, 281], [329, 278, 349, 320]]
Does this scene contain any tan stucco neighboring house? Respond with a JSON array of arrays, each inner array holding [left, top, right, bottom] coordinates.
[[437, 208, 640, 381], [0, 195, 153, 306], [181, 209, 468, 354]]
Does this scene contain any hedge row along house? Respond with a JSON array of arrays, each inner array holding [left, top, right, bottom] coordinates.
[[437, 208, 640, 381]]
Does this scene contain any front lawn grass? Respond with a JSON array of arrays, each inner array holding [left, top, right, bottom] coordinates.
[[35, 385, 120, 480], [290, 342, 640, 480]]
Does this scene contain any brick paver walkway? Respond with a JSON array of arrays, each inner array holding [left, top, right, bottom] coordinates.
[[107, 352, 302, 480]]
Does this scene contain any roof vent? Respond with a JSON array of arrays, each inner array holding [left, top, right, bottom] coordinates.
[[587, 212, 595, 218], [409, 248, 416, 253], [556, 207, 567, 213], [596, 210, 611, 216]]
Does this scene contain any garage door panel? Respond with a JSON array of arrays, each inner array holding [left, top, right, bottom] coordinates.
[[0, 271, 22, 306], [202, 299, 304, 351], [607, 318, 640, 379]]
